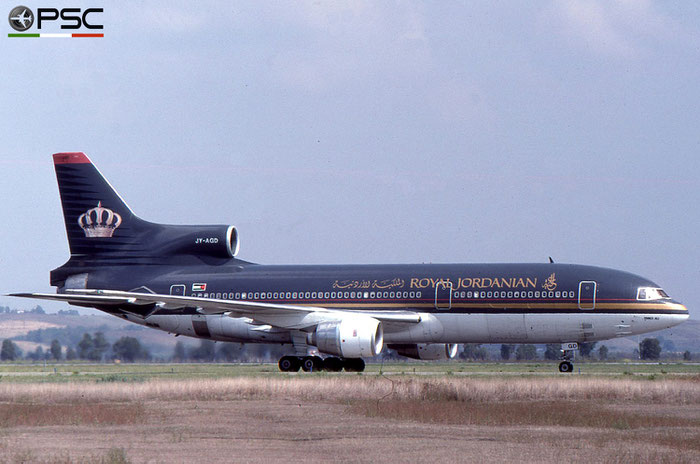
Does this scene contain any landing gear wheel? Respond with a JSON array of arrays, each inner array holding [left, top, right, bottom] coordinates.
[[343, 358, 365, 372], [279, 356, 301, 372], [558, 361, 573, 373], [311, 356, 324, 371], [301, 356, 314, 372], [322, 357, 343, 372], [301, 356, 323, 372]]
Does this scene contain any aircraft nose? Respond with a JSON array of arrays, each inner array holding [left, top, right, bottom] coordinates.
[[668, 300, 689, 316]]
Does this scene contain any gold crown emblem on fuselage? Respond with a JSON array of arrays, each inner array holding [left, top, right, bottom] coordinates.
[[78, 202, 122, 238]]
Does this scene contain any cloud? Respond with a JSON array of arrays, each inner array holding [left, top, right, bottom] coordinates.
[[542, 0, 679, 58], [265, 2, 431, 93]]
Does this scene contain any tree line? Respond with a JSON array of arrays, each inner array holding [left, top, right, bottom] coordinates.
[[1, 332, 150, 362], [458, 338, 688, 361], [0, 334, 691, 363]]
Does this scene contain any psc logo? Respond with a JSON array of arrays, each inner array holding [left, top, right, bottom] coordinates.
[[8, 5, 103, 32]]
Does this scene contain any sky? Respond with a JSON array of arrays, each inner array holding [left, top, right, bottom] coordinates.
[[1, 1, 699, 318]]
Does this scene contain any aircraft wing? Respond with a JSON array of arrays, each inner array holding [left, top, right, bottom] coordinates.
[[8, 290, 422, 330]]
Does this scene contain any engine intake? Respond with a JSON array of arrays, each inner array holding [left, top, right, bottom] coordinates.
[[308, 318, 383, 358], [389, 343, 458, 360]]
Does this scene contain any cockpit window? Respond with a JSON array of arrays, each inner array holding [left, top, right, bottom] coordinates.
[[636, 287, 670, 301]]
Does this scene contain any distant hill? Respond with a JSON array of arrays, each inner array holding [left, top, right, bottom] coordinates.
[[0, 311, 195, 358]]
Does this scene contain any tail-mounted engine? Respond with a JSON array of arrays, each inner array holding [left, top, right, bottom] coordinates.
[[155, 224, 240, 259]]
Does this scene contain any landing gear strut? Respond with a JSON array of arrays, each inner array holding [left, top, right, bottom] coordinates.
[[278, 356, 365, 373]]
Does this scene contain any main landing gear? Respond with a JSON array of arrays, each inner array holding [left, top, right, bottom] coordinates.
[[278, 355, 365, 373], [558, 342, 578, 373]]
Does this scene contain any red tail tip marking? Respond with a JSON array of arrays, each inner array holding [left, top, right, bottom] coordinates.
[[53, 152, 91, 165]]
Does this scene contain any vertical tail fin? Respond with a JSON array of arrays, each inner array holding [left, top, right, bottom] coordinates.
[[51, 152, 241, 288], [53, 152, 151, 257]]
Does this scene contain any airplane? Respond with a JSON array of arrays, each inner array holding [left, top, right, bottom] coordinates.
[[9, 153, 689, 373], [10, 9, 33, 29]]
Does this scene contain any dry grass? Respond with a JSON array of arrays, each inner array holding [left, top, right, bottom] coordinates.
[[0, 375, 696, 404], [0, 447, 130, 464], [0, 376, 696, 462], [351, 399, 699, 430], [0, 402, 145, 427], [0, 396, 695, 463]]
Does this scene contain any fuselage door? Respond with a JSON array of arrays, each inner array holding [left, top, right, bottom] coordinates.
[[170, 284, 186, 296], [578, 281, 597, 310], [434, 281, 452, 310]]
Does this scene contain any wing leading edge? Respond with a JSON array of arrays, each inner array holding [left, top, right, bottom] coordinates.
[[8, 290, 422, 330]]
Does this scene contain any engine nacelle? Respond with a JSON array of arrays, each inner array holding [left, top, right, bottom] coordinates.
[[308, 318, 383, 358], [389, 343, 458, 360], [158, 224, 240, 259]]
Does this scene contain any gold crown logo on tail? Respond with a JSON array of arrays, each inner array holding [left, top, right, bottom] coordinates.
[[78, 202, 122, 238]]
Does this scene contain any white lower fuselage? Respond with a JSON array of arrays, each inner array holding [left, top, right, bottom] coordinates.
[[138, 311, 687, 346]]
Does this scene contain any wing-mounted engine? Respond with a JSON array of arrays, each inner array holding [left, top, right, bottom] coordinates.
[[155, 224, 240, 259], [388, 343, 458, 360], [308, 317, 383, 358]]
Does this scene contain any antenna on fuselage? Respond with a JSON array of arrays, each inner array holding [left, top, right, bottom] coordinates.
[[548, 256, 554, 263]]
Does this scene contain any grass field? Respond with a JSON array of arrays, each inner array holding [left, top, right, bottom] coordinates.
[[0, 362, 698, 463], [0, 360, 698, 382]]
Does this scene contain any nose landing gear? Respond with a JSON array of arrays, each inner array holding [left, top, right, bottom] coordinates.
[[558, 360, 573, 373], [558, 342, 578, 373]]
